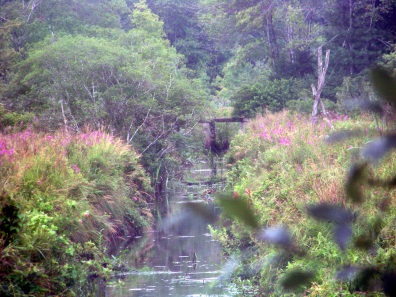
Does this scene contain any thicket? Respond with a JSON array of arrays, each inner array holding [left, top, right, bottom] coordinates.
[[0, 128, 152, 296]]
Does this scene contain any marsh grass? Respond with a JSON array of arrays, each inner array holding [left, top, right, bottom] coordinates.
[[0, 129, 152, 296]]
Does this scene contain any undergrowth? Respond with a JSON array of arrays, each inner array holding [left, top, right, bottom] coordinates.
[[215, 110, 396, 296], [0, 129, 152, 296]]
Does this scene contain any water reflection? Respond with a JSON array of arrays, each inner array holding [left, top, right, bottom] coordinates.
[[106, 165, 234, 297]]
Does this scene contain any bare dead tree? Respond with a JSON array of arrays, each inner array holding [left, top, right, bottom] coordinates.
[[311, 46, 330, 122]]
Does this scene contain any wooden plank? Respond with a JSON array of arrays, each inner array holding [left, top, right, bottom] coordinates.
[[199, 117, 248, 123]]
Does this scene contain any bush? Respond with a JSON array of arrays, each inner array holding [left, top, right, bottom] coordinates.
[[0, 105, 34, 131], [231, 79, 299, 118]]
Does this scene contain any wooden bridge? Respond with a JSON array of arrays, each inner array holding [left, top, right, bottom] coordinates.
[[199, 117, 248, 154]]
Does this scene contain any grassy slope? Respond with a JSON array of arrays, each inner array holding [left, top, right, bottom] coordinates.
[[216, 110, 396, 296], [0, 129, 152, 296]]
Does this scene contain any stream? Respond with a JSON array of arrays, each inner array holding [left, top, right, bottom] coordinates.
[[105, 159, 238, 297]]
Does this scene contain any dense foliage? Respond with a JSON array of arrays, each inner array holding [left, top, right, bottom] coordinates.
[[1, 0, 396, 295], [201, 0, 396, 113], [1, 0, 209, 188], [0, 129, 152, 296], [1, 0, 396, 175], [215, 110, 396, 296]]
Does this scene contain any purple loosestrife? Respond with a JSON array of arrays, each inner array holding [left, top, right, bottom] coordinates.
[[279, 137, 291, 146], [71, 164, 81, 174], [0, 139, 14, 163]]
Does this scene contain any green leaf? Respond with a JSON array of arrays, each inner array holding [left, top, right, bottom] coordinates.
[[371, 67, 396, 104], [217, 193, 259, 230]]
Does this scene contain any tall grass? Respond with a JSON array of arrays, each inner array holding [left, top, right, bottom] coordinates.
[[0, 129, 152, 296], [217, 110, 396, 296]]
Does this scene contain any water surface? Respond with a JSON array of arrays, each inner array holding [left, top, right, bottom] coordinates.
[[106, 161, 235, 297]]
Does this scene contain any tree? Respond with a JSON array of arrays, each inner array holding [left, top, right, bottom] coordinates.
[[311, 46, 330, 121], [4, 0, 207, 186], [146, 0, 228, 82], [0, 0, 132, 91], [321, 0, 396, 99]]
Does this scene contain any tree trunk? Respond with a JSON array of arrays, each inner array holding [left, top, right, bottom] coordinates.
[[311, 46, 330, 122]]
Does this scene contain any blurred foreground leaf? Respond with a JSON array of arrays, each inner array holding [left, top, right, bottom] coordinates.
[[217, 193, 259, 230], [334, 223, 352, 250], [258, 226, 291, 247], [353, 267, 381, 292], [218, 255, 240, 282], [362, 135, 396, 163], [336, 266, 359, 281], [307, 203, 353, 224], [325, 129, 363, 144], [346, 163, 368, 203], [281, 269, 315, 290], [354, 235, 374, 250], [184, 202, 217, 223], [382, 272, 396, 297], [371, 67, 396, 104], [343, 99, 384, 115]]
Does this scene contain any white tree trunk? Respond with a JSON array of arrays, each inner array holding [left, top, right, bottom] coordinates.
[[311, 46, 330, 122]]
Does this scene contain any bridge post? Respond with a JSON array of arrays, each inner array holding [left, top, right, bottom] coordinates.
[[200, 117, 248, 153], [209, 121, 216, 152]]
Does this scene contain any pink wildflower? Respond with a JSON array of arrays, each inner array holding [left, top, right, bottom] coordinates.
[[279, 137, 291, 146], [20, 131, 31, 140], [0, 140, 14, 162], [71, 164, 80, 173]]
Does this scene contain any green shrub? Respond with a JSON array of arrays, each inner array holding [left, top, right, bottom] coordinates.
[[231, 79, 299, 118], [0, 105, 34, 131]]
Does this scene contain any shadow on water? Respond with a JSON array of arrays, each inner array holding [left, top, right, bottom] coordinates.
[[105, 158, 237, 297]]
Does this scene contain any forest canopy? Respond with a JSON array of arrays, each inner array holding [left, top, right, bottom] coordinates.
[[1, 0, 396, 176]]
